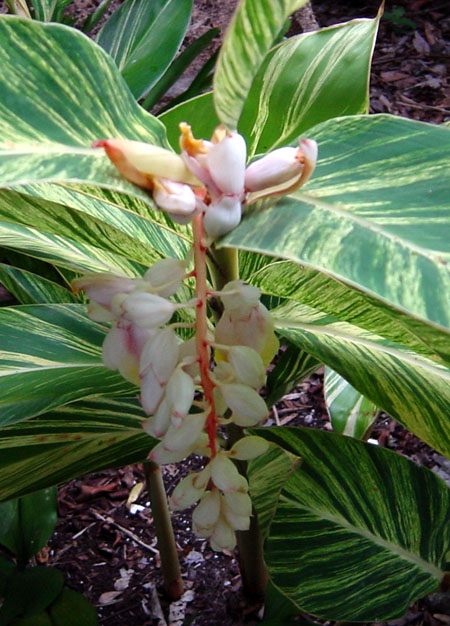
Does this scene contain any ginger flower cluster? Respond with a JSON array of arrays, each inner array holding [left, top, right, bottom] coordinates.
[[77, 123, 318, 552], [94, 123, 317, 238], [73, 262, 278, 551]]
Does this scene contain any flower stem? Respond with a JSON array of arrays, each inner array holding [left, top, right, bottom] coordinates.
[[192, 213, 217, 457], [143, 460, 183, 601]]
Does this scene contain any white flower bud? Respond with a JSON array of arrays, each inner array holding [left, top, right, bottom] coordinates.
[[140, 369, 165, 415], [219, 280, 260, 314], [121, 292, 176, 328], [220, 384, 268, 425], [152, 178, 197, 221], [165, 368, 195, 420], [207, 131, 247, 195], [228, 436, 270, 461], [144, 258, 186, 298], [102, 322, 154, 385], [162, 412, 207, 452], [149, 441, 191, 465], [192, 489, 221, 535], [140, 327, 179, 382], [210, 516, 237, 552], [215, 302, 279, 367], [72, 273, 137, 308], [87, 301, 116, 323], [169, 472, 207, 511], [178, 336, 200, 379], [223, 491, 252, 517], [141, 397, 171, 437], [203, 196, 242, 239], [228, 346, 266, 389], [222, 506, 250, 531], [210, 453, 243, 493], [245, 147, 303, 192]]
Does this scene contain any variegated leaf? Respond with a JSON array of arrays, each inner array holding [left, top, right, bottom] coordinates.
[[0, 264, 77, 304], [18, 183, 192, 261], [0, 17, 167, 196], [324, 367, 378, 438], [97, 0, 192, 100], [0, 303, 133, 426], [239, 17, 380, 157], [0, 398, 154, 501], [213, 0, 308, 129], [222, 115, 450, 344], [249, 427, 450, 621], [245, 259, 449, 364], [272, 299, 450, 457]]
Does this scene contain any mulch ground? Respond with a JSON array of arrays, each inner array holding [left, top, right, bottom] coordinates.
[[1, 0, 449, 623]]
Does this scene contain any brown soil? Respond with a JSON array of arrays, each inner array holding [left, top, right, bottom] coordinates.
[[0, 0, 449, 624]]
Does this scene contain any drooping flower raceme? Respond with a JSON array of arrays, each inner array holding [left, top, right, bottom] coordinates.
[[75, 123, 318, 552]]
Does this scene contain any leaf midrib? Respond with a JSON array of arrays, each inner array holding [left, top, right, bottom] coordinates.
[[280, 493, 444, 579]]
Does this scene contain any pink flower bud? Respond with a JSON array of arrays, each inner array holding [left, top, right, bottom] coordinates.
[[228, 436, 269, 461], [140, 369, 165, 415], [228, 346, 266, 389], [245, 147, 303, 191], [210, 517, 237, 552], [121, 292, 176, 328], [210, 453, 243, 493], [203, 196, 242, 239], [144, 258, 186, 298], [206, 131, 247, 195], [152, 178, 197, 222], [220, 384, 268, 426], [192, 489, 221, 536], [93, 139, 200, 187], [72, 273, 137, 309], [169, 472, 208, 511]]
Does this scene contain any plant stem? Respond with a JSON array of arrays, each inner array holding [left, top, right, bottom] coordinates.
[[207, 245, 239, 290], [193, 213, 218, 456], [143, 460, 183, 601]]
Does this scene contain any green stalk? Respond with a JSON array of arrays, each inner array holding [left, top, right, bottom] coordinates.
[[207, 245, 239, 291], [143, 460, 184, 600]]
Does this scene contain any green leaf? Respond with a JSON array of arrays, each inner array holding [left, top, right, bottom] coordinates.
[[0, 488, 57, 564], [10, 613, 53, 626], [0, 17, 167, 197], [158, 92, 219, 151], [48, 589, 98, 626], [144, 27, 220, 111], [0, 397, 155, 501], [222, 115, 450, 338], [0, 567, 63, 624], [249, 426, 450, 621], [97, 0, 192, 100], [272, 299, 450, 458], [0, 265, 77, 304], [213, 0, 308, 129], [324, 367, 378, 438], [239, 17, 380, 157], [0, 303, 132, 426], [266, 340, 320, 407], [30, 0, 57, 21]]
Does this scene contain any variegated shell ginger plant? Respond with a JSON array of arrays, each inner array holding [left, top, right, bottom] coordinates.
[[72, 123, 317, 552]]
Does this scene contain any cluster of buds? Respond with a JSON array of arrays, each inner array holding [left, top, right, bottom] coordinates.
[[94, 124, 317, 238], [73, 265, 277, 551]]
